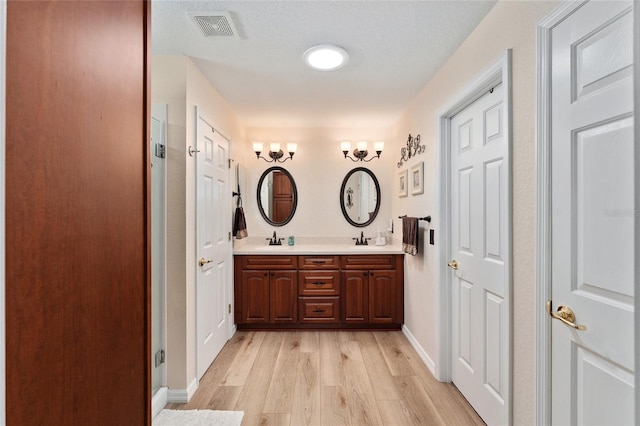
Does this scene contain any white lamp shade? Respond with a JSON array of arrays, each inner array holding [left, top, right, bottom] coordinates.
[[356, 141, 368, 152], [374, 141, 384, 152], [270, 143, 281, 152], [287, 143, 297, 153], [252, 142, 263, 152], [340, 141, 352, 151]]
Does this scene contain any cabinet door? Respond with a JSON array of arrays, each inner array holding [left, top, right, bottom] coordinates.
[[242, 270, 270, 323], [270, 270, 297, 323], [342, 270, 369, 323], [369, 270, 397, 323]]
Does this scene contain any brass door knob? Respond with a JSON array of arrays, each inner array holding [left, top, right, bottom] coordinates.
[[447, 260, 458, 270], [546, 300, 587, 331], [199, 258, 213, 267]]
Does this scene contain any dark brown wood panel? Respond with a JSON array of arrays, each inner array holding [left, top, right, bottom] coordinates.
[[341, 254, 396, 270], [6, 1, 151, 424], [241, 255, 297, 270], [298, 270, 340, 296], [298, 298, 340, 323], [241, 271, 270, 323], [298, 255, 340, 269], [342, 270, 369, 323], [369, 270, 397, 323], [269, 271, 297, 323]]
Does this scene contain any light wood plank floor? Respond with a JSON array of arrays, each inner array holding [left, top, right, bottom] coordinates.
[[167, 331, 485, 426]]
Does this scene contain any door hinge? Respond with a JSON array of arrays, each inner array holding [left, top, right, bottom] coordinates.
[[228, 158, 232, 169], [228, 304, 231, 314], [154, 349, 165, 367], [228, 231, 232, 241], [155, 143, 166, 159]]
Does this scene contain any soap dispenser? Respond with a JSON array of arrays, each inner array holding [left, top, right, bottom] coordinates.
[[375, 229, 386, 246]]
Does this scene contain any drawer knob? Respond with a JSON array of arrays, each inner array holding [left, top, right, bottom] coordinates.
[[312, 309, 326, 313], [312, 281, 326, 286]]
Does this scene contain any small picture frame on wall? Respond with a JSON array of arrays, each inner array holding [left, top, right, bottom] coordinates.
[[398, 169, 408, 197], [410, 162, 424, 195]]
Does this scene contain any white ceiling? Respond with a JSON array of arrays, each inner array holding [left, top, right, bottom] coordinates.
[[152, 0, 497, 128]]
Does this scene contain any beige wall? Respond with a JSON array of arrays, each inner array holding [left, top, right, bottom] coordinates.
[[241, 127, 393, 239], [390, 1, 559, 424], [152, 55, 246, 390]]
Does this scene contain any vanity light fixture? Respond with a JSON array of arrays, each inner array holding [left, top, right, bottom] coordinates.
[[253, 141, 297, 163], [303, 44, 349, 71], [341, 140, 384, 162]]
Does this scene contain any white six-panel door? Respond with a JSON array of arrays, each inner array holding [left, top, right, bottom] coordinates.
[[549, 1, 635, 424], [196, 110, 231, 380], [450, 83, 508, 425]]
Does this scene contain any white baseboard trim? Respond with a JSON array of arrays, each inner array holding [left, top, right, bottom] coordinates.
[[167, 378, 198, 404], [402, 325, 437, 377], [152, 387, 168, 418]]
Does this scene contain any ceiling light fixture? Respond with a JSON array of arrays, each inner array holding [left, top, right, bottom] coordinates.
[[303, 44, 349, 71]]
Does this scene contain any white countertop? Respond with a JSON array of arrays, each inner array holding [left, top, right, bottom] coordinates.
[[233, 236, 405, 255]]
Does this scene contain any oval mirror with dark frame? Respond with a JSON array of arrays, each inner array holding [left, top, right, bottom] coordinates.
[[340, 167, 380, 227], [257, 166, 298, 226]]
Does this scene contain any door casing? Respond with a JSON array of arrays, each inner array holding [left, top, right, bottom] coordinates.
[[434, 50, 513, 423], [536, 2, 640, 424]]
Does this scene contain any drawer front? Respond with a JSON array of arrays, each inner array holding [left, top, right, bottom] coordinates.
[[341, 254, 396, 270], [299, 271, 340, 296], [298, 298, 340, 323], [239, 255, 297, 270], [298, 255, 340, 270]]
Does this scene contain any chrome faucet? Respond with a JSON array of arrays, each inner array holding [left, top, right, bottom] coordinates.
[[353, 231, 371, 246], [267, 231, 284, 246]]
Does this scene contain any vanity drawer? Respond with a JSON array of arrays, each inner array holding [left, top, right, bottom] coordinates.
[[341, 254, 397, 270], [298, 297, 340, 323], [239, 255, 297, 270], [298, 271, 340, 296], [298, 255, 340, 269]]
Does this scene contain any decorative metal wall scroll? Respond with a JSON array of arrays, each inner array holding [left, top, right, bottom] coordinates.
[[397, 134, 425, 168]]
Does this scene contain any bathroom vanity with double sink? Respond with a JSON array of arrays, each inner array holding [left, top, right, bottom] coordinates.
[[233, 238, 405, 330]]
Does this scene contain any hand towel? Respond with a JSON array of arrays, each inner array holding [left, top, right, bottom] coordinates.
[[402, 216, 419, 255], [233, 206, 248, 239]]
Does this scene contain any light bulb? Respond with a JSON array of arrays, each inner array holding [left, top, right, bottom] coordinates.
[[340, 141, 352, 151], [374, 141, 384, 152], [270, 143, 281, 153], [252, 142, 263, 153], [356, 141, 368, 152], [287, 143, 297, 153]]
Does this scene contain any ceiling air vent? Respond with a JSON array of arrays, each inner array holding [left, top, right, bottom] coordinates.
[[187, 12, 238, 38]]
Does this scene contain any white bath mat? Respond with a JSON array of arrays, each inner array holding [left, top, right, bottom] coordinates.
[[153, 409, 244, 426]]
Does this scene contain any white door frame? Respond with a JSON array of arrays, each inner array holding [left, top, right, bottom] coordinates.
[[434, 50, 512, 421], [536, 2, 640, 424]]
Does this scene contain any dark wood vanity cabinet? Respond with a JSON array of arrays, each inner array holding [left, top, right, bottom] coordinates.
[[298, 255, 341, 324], [234, 254, 403, 329], [342, 255, 402, 324], [235, 256, 297, 324]]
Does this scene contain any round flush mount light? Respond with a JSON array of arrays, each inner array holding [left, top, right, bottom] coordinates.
[[303, 44, 349, 71]]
